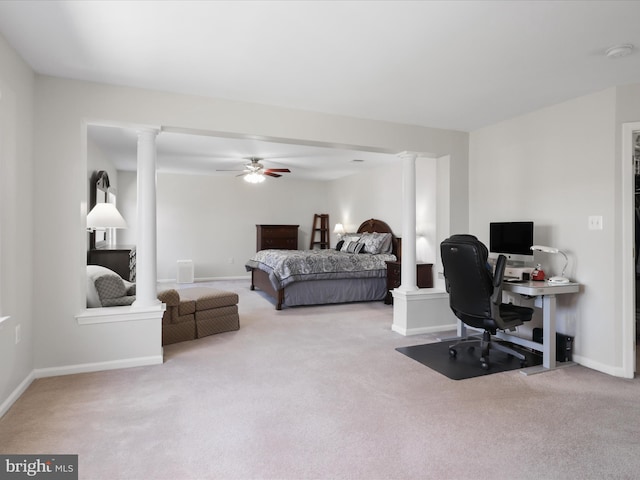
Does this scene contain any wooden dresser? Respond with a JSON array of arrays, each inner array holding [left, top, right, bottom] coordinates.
[[384, 261, 433, 304], [88, 245, 137, 282], [256, 225, 299, 251]]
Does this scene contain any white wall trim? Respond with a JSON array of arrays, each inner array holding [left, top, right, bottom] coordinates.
[[572, 354, 626, 378], [75, 304, 165, 325], [0, 371, 35, 418], [33, 355, 164, 378], [621, 121, 640, 379], [1, 355, 164, 419], [157, 275, 251, 284]]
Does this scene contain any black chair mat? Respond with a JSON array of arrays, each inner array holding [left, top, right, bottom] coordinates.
[[396, 340, 542, 380]]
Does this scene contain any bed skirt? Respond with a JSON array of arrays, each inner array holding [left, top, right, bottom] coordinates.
[[282, 277, 387, 307]]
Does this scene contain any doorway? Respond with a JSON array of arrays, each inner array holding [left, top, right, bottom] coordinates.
[[634, 131, 640, 370], [623, 122, 640, 377]]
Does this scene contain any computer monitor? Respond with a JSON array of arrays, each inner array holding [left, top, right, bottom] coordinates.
[[489, 221, 534, 264]]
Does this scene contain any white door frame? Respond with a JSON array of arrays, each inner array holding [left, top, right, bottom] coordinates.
[[621, 122, 640, 378]]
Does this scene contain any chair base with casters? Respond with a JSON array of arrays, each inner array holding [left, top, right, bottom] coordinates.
[[448, 329, 528, 371]]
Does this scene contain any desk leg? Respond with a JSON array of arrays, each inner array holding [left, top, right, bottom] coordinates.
[[543, 294, 556, 370], [520, 295, 556, 375], [521, 294, 574, 375]]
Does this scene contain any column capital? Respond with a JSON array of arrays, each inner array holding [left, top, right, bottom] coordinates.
[[136, 126, 160, 137], [397, 151, 419, 160]]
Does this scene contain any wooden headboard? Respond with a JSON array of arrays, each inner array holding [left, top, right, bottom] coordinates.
[[356, 218, 401, 260]]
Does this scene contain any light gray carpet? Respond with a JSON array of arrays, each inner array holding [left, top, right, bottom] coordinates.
[[1, 279, 639, 479]]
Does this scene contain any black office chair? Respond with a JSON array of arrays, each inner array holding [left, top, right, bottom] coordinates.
[[440, 234, 534, 370]]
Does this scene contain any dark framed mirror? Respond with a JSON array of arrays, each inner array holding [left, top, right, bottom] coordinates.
[[88, 170, 110, 250]]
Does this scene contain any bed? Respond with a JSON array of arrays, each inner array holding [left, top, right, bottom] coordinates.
[[245, 218, 400, 309]]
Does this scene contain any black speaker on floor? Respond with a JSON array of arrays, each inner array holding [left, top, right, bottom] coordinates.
[[532, 328, 573, 362]]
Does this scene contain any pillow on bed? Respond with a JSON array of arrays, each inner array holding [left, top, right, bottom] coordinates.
[[379, 233, 393, 254], [335, 240, 344, 251], [359, 232, 393, 254], [340, 240, 365, 254], [341, 234, 361, 244]]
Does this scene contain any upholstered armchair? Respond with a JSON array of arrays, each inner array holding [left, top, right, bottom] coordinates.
[[86, 266, 238, 346], [86, 265, 136, 307]]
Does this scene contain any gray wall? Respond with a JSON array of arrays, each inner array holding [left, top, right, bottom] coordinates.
[[469, 87, 636, 376], [29, 74, 468, 374], [3, 22, 639, 416], [113, 156, 439, 283], [118, 170, 331, 280], [0, 33, 35, 412]]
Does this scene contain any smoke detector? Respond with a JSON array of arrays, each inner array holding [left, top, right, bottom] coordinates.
[[605, 44, 634, 59]]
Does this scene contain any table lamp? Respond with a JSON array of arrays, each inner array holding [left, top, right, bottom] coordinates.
[[86, 203, 128, 231], [530, 245, 570, 283]]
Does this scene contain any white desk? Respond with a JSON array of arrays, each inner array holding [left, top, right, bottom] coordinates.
[[500, 280, 580, 375]]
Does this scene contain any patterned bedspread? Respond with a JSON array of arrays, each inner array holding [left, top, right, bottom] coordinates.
[[245, 249, 397, 290]]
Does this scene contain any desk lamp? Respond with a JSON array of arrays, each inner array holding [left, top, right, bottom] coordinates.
[[530, 245, 570, 283], [333, 223, 345, 240]]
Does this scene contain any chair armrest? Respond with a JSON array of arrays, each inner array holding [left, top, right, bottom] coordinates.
[[158, 289, 180, 307], [491, 254, 507, 304]]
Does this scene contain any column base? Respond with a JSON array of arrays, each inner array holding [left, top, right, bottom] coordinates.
[[391, 288, 458, 336]]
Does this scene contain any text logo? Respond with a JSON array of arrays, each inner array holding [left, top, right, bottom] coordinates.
[[0, 455, 77, 480]]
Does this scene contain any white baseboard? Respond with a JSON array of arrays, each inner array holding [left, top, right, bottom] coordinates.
[[0, 371, 35, 418], [33, 355, 164, 378], [392, 322, 458, 336], [1, 356, 164, 419], [572, 354, 633, 379], [195, 275, 250, 282], [158, 275, 250, 284]]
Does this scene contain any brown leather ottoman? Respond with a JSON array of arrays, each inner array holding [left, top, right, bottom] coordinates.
[[177, 287, 240, 338]]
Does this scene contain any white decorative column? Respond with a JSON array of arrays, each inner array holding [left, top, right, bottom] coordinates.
[[77, 126, 165, 366], [392, 151, 458, 336], [133, 128, 161, 307], [398, 151, 418, 291]]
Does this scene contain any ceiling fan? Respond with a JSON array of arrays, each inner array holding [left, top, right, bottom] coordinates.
[[218, 157, 291, 183]]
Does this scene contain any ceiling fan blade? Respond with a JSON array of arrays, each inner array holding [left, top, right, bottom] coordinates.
[[264, 168, 290, 173], [264, 172, 282, 178]]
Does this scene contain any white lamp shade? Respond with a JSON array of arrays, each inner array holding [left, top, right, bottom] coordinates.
[[333, 223, 345, 235], [530, 244, 570, 283], [87, 203, 128, 229], [530, 245, 559, 254]]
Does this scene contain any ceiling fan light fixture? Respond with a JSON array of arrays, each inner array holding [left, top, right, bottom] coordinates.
[[244, 171, 265, 183]]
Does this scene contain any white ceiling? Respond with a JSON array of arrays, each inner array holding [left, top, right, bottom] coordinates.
[[87, 125, 399, 180], [2, 0, 640, 179]]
